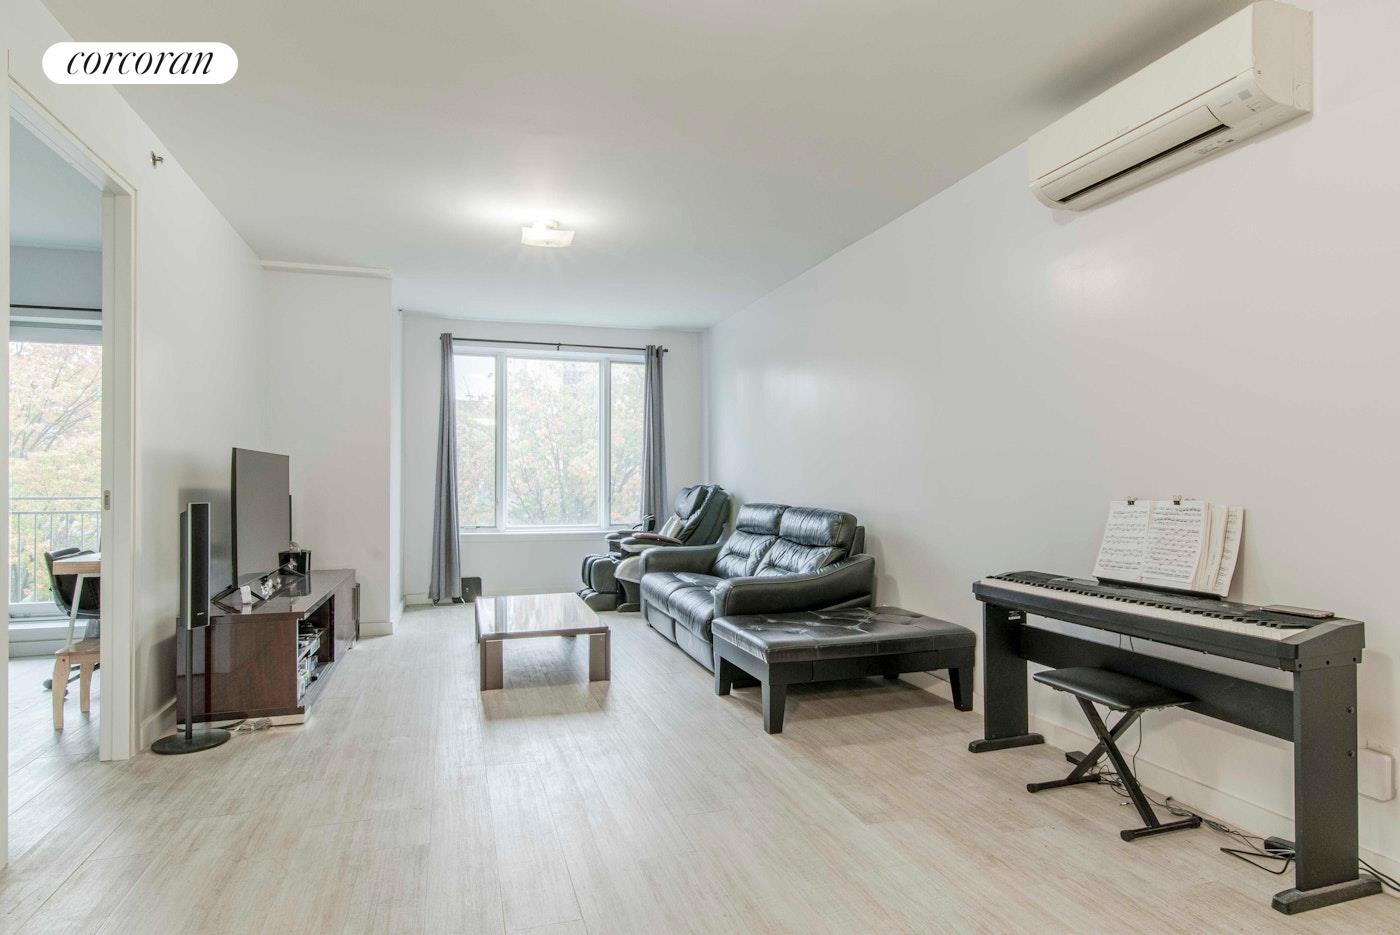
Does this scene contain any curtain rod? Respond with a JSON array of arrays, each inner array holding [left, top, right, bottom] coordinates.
[[11, 303, 102, 313], [451, 336, 666, 354]]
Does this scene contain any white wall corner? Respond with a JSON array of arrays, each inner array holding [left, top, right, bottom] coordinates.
[[261, 260, 392, 279], [699, 329, 712, 483]]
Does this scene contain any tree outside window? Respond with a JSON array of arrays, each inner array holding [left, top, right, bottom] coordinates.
[[505, 357, 599, 527], [454, 354, 496, 528], [9, 341, 103, 606], [609, 362, 643, 526], [453, 350, 644, 531]]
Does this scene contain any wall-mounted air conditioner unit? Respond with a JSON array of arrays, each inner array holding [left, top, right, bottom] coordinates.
[[1029, 1, 1312, 210]]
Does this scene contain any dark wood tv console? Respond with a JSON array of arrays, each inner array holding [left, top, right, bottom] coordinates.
[[177, 568, 358, 725]]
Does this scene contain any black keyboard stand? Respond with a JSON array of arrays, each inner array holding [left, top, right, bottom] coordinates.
[[969, 578, 1381, 915]]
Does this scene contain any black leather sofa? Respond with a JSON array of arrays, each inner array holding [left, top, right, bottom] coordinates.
[[639, 502, 874, 670]]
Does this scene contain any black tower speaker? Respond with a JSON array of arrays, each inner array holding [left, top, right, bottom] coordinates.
[[154, 502, 231, 755]]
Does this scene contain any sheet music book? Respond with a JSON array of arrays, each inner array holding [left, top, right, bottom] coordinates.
[[1093, 499, 1244, 597]]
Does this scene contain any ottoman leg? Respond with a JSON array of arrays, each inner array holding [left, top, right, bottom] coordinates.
[[949, 662, 974, 712], [715, 655, 739, 695], [762, 679, 787, 734]]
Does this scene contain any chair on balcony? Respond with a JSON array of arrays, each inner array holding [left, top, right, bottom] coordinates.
[[43, 548, 101, 715]]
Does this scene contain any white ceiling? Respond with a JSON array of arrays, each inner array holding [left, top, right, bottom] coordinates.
[[9, 117, 101, 251], [42, 0, 1251, 328]]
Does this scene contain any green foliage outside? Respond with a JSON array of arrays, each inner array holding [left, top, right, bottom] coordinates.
[[454, 354, 497, 528], [608, 362, 643, 525], [9, 341, 103, 606], [505, 357, 600, 526], [454, 354, 643, 530]]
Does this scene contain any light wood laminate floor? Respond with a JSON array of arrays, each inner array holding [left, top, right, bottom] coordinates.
[[9, 656, 100, 808], [1, 604, 1396, 934]]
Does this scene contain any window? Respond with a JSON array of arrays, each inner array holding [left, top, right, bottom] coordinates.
[[505, 357, 599, 527], [454, 347, 645, 531], [9, 339, 103, 617], [609, 362, 644, 525], [453, 354, 496, 527]]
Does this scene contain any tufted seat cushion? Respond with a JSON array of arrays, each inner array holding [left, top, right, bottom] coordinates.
[[711, 606, 975, 664], [641, 571, 727, 639]]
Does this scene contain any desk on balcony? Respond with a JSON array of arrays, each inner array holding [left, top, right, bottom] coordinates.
[[51, 552, 100, 576], [51, 551, 100, 651]]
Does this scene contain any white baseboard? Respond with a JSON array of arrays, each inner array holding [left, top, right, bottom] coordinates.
[[139, 697, 176, 751], [8, 639, 66, 658], [404, 592, 431, 606], [904, 675, 1399, 896], [359, 619, 393, 638], [902, 669, 958, 704]]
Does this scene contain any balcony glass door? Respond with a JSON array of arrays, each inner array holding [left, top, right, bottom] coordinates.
[[8, 336, 102, 620]]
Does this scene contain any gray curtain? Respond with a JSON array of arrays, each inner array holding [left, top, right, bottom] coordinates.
[[640, 345, 667, 529], [429, 333, 463, 603]]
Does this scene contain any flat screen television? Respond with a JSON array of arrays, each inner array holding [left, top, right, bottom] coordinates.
[[231, 447, 291, 583]]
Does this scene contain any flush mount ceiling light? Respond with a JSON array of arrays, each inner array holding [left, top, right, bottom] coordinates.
[[521, 219, 575, 247]]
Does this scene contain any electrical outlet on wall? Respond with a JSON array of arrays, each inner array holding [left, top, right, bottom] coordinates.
[[1358, 746, 1395, 802]]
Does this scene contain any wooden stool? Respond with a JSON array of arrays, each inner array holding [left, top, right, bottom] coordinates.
[[52, 638, 100, 731]]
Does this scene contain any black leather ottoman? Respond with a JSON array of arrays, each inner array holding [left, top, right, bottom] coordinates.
[[711, 606, 976, 733]]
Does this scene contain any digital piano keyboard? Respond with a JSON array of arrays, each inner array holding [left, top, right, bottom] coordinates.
[[973, 570, 1366, 671], [969, 569, 1377, 914]]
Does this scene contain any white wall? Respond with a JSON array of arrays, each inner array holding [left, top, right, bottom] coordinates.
[[401, 313, 706, 600], [389, 309, 403, 622], [4, 0, 272, 749], [706, 0, 1399, 874], [262, 268, 398, 632], [9, 245, 100, 308]]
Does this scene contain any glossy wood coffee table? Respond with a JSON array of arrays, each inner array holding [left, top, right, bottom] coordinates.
[[474, 592, 611, 690]]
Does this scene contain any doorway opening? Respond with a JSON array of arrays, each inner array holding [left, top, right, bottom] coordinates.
[[8, 109, 105, 778], [3, 87, 138, 865]]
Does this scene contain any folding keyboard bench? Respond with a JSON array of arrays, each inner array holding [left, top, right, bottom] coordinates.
[[711, 607, 975, 734], [1028, 666, 1201, 841]]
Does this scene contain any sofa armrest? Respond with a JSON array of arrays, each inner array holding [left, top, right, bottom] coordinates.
[[618, 536, 675, 555], [638, 542, 721, 576], [713, 555, 876, 618], [628, 532, 684, 546]]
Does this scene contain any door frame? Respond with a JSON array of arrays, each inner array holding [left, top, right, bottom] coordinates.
[[5, 84, 140, 776]]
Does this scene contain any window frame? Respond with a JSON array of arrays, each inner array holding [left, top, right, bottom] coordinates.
[[454, 345, 645, 534]]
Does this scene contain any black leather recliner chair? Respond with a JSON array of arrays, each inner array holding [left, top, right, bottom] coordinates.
[[578, 484, 729, 611], [639, 502, 874, 670]]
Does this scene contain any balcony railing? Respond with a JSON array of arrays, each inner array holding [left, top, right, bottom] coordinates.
[[9, 496, 102, 609]]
